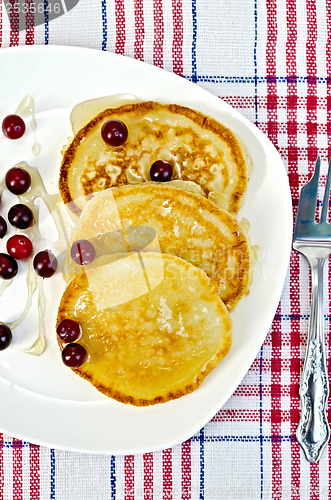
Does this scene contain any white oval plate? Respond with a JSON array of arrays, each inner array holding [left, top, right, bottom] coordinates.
[[0, 46, 292, 454]]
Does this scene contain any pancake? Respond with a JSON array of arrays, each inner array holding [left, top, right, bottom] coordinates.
[[63, 184, 251, 311], [57, 252, 232, 406], [59, 101, 250, 214]]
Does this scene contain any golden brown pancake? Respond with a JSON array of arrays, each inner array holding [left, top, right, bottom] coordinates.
[[59, 101, 250, 214], [57, 252, 232, 406], [63, 184, 251, 311]]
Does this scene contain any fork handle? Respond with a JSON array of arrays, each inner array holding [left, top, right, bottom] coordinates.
[[296, 256, 330, 462]]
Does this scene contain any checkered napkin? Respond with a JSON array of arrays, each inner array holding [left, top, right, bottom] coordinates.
[[0, 0, 331, 499]]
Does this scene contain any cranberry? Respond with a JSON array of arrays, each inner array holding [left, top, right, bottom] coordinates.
[[5, 167, 31, 195], [0, 324, 12, 350], [2, 115, 26, 140], [0, 253, 18, 280], [101, 119, 128, 147], [33, 250, 58, 278], [150, 160, 173, 182], [70, 239, 95, 266], [7, 235, 33, 260], [0, 216, 7, 239], [61, 343, 87, 368], [8, 204, 34, 229], [57, 319, 81, 343]]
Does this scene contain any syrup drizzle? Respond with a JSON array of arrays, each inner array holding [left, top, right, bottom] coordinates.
[[16, 162, 72, 354], [24, 277, 46, 356], [0, 278, 12, 297], [0, 179, 5, 201], [7, 260, 36, 330], [18, 161, 73, 253], [70, 93, 138, 134], [15, 93, 40, 157]]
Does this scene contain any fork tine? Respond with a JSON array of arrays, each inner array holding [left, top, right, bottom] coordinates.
[[320, 158, 331, 222], [296, 156, 321, 223]]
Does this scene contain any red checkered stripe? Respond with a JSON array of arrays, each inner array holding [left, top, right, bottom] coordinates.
[[12, 438, 23, 500], [265, 0, 284, 496], [285, 0, 301, 495], [29, 444, 40, 500], [172, 0, 183, 76], [305, 2, 320, 496], [144, 453, 153, 500], [125, 455, 134, 499], [134, 0, 144, 61], [153, 0, 164, 68], [25, 0, 35, 44], [9, 0, 19, 45], [115, 0, 125, 55]]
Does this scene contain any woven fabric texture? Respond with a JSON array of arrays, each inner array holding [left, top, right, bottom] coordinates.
[[0, 0, 330, 499]]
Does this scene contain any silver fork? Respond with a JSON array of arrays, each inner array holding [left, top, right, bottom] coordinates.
[[293, 156, 331, 462]]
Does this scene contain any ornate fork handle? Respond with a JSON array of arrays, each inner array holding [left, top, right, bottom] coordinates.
[[296, 253, 330, 463]]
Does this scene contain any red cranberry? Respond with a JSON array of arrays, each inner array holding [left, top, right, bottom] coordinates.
[[62, 343, 87, 368], [57, 319, 81, 343], [0, 324, 12, 350], [0, 216, 7, 239], [101, 120, 128, 147], [33, 250, 58, 278], [70, 239, 95, 266], [0, 253, 18, 280], [8, 204, 34, 229], [150, 160, 173, 182], [2, 115, 26, 140], [7, 235, 33, 260], [5, 167, 31, 195]]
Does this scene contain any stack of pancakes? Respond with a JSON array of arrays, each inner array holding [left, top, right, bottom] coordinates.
[[57, 101, 252, 406]]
